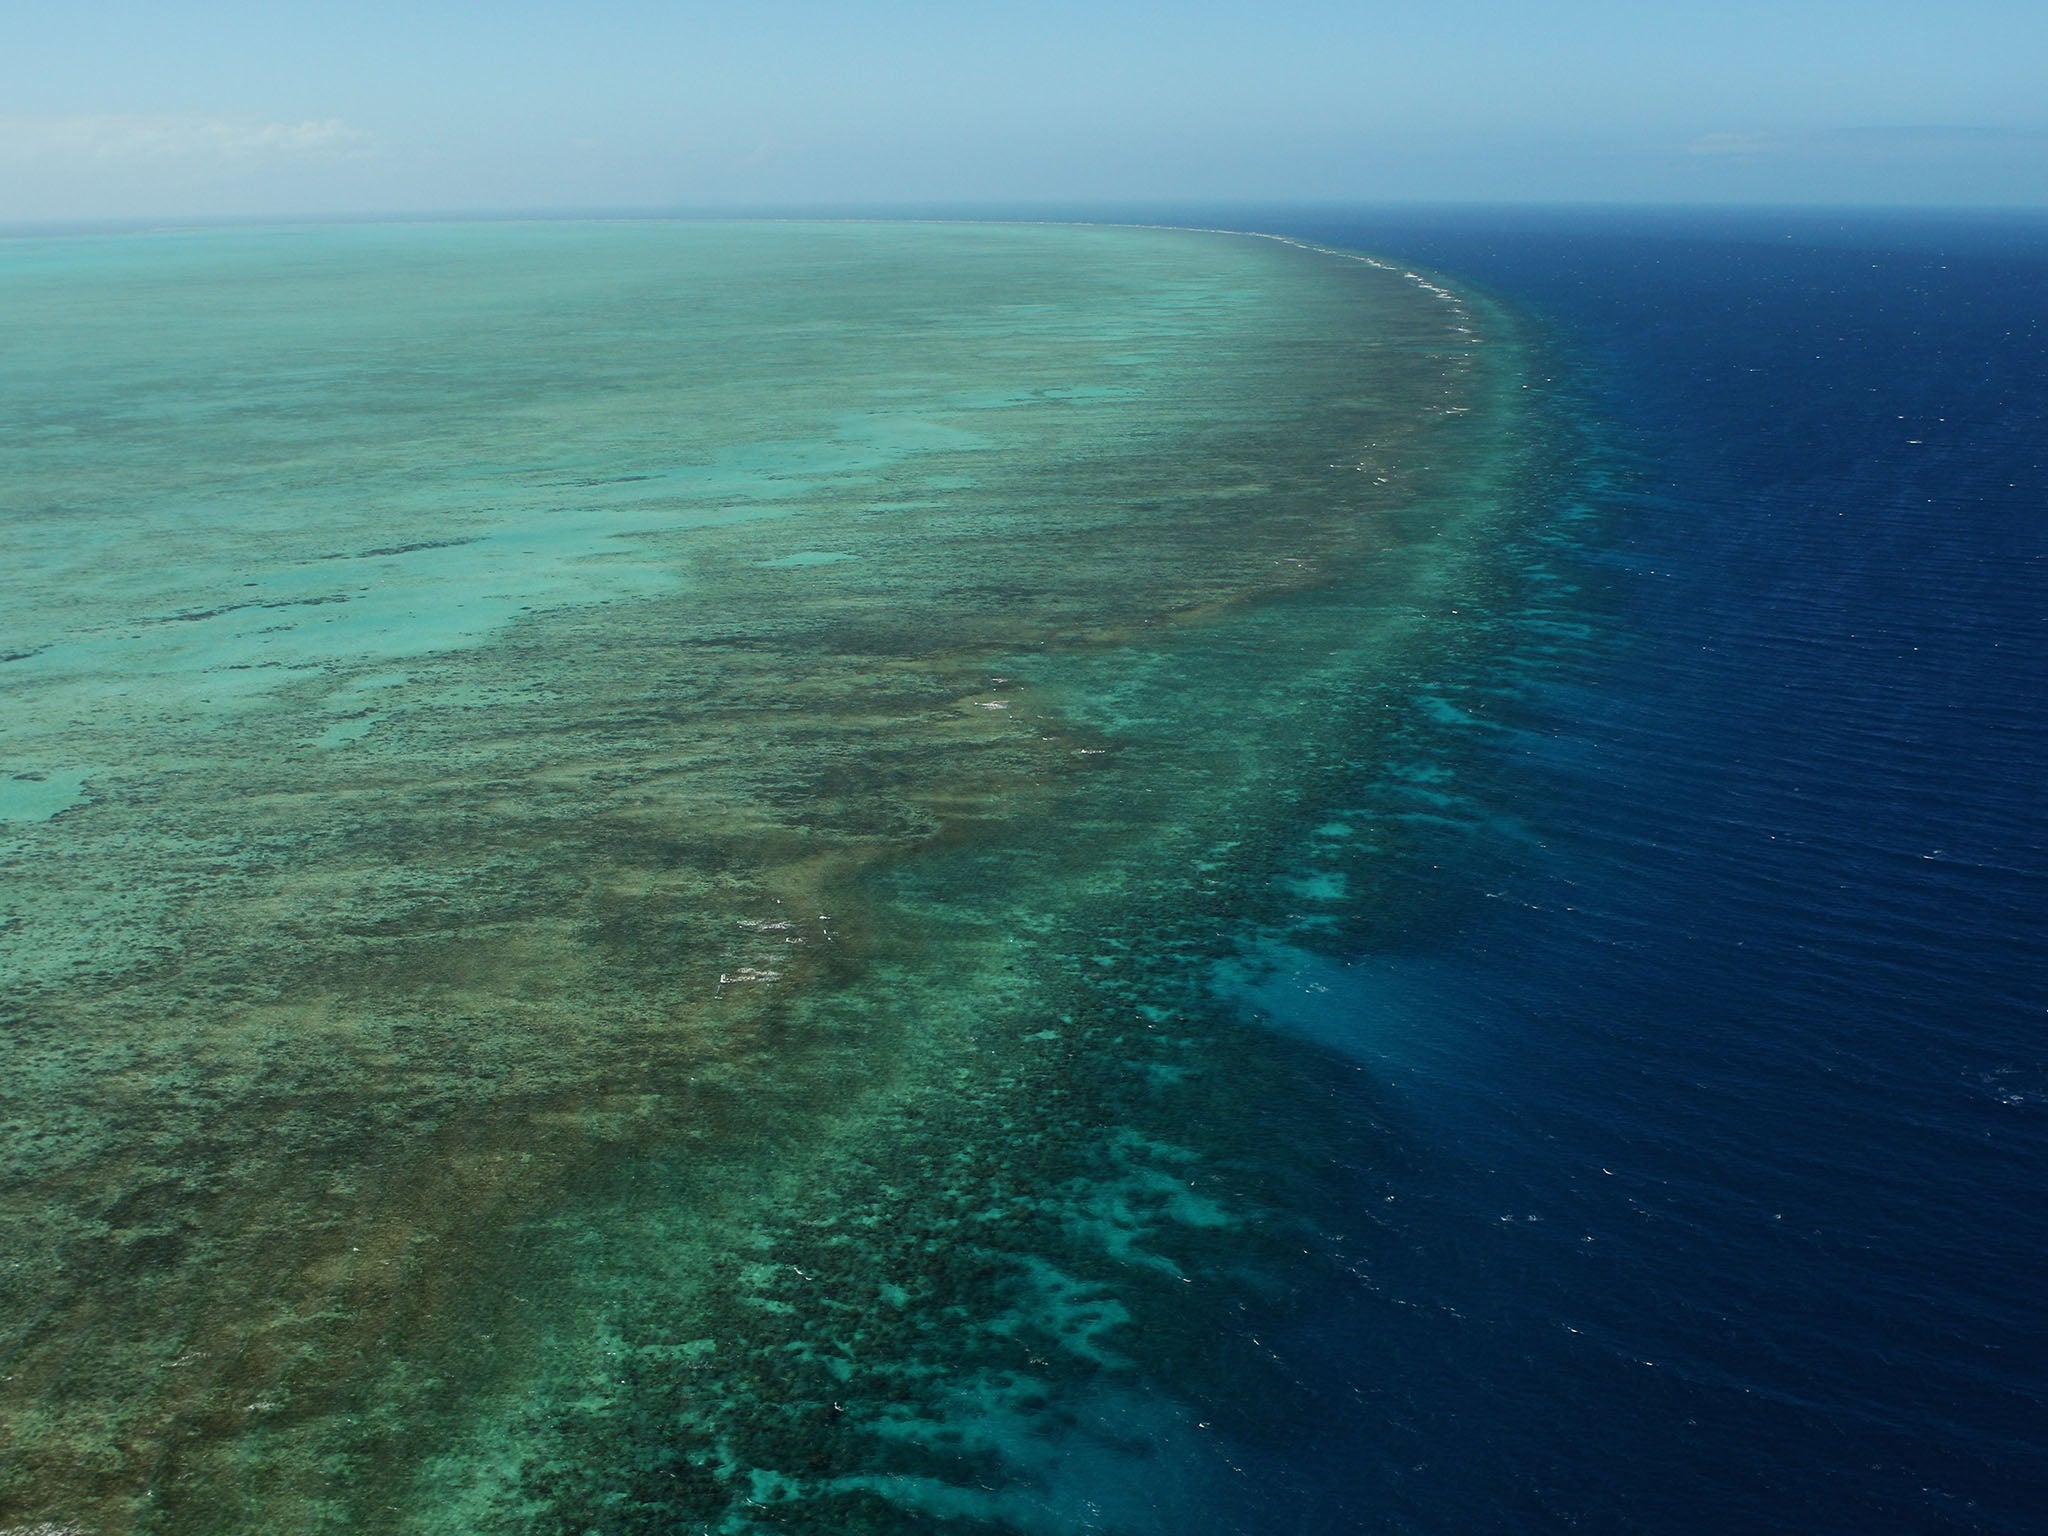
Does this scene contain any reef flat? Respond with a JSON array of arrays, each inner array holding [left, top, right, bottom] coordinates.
[[0, 220, 1537, 1533]]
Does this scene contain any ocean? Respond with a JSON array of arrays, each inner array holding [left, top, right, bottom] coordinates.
[[1214, 207, 2048, 1533], [1, 210, 2041, 1534]]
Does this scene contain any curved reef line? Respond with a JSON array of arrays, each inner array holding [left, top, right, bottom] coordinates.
[[0, 219, 1544, 1535]]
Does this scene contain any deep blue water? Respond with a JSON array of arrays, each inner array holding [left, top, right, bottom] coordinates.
[[1206, 209, 2048, 1533]]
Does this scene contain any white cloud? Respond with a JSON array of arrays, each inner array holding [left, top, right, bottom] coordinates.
[[1687, 132, 1775, 158], [0, 114, 370, 165], [1687, 125, 2048, 163]]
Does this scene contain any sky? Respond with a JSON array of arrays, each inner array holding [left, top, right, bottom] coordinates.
[[4, 0, 2045, 222]]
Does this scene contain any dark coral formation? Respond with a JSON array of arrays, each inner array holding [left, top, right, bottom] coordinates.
[[0, 222, 1549, 1534]]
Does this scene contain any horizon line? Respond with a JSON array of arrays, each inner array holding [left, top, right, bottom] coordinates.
[[6, 197, 2048, 242]]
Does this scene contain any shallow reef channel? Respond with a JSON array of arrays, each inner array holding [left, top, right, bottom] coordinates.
[[0, 219, 1550, 1534]]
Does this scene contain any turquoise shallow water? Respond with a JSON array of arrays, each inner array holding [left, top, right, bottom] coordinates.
[[0, 220, 1546, 1533]]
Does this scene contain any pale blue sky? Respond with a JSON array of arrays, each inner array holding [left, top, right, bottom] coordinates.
[[5, 1, 2044, 220]]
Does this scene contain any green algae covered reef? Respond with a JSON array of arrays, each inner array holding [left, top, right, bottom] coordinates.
[[0, 221, 1543, 1533]]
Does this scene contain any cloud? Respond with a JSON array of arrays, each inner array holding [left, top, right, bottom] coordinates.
[[1819, 125, 2048, 161], [0, 114, 370, 165], [1688, 125, 2048, 162], [1687, 131, 1775, 158]]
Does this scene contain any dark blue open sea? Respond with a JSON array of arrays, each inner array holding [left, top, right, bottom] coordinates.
[[1194, 208, 2048, 1533]]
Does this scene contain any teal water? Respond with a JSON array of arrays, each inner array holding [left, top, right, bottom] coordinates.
[[0, 220, 1547, 1533]]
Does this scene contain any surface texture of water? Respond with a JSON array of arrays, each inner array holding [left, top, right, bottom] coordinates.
[[1215, 207, 2048, 1534]]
